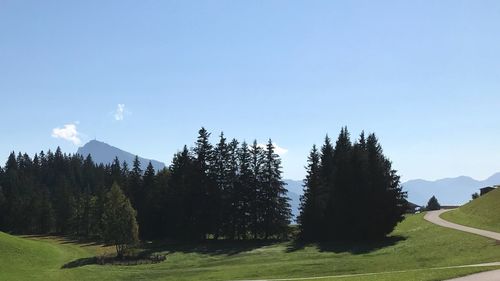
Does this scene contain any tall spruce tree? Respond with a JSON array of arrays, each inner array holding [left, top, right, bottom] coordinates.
[[235, 141, 252, 239], [128, 156, 142, 208], [212, 132, 231, 238], [140, 162, 156, 239], [426, 196, 440, 211], [193, 127, 214, 238], [298, 145, 321, 241], [249, 140, 264, 238], [261, 139, 291, 238]]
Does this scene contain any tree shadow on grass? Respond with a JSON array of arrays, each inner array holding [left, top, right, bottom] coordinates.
[[141, 239, 279, 257], [286, 235, 407, 254], [61, 257, 97, 269], [20, 234, 103, 248], [61, 239, 280, 269]]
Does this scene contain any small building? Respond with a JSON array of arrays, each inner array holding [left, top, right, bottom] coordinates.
[[480, 186, 496, 196], [405, 201, 421, 214]]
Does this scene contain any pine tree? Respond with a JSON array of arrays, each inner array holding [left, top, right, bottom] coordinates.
[[261, 139, 291, 238], [426, 196, 441, 211], [299, 129, 406, 241], [211, 132, 230, 238], [140, 162, 156, 239], [101, 182, 139, 258], [298, 145, 321, 241], [249, 140, 264, 238], [167, 146, 207, 240], [225, 138, 240, 239], [328, 127, 352, 239], [364, 133, 406, 239], [128, 156, 142, 209], [235, 141, 252, 239], [193, 127, 214, 239]]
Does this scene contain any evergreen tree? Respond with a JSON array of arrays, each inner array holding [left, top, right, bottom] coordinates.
[[192, 127, 214, 238], [211, 132, 230, 238], [101, 182, 139, 258], [225, 138, 240, 239], [235, 141, 252, 239], [298, 129, 406, 241], [139, 162, 156, 239], [426, 196, 441, 211], [298, 145, 321, 241], [128, 156, 142, 210], [261, 139, 291, 238], [167, 146, 206, 240], [249, 140, 264, 238]]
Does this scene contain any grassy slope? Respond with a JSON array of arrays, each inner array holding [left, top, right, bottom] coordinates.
[[442, 187, 500, 233], [0, 214, 499, 281]]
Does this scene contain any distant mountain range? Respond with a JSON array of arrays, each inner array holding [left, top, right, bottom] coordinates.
[[402, 174, 500, 206], [76, 140, 166, 171], [284, 179, 303, 221]]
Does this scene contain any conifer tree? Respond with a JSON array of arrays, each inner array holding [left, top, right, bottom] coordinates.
[[101, 182, 139, 258], [193, 127, 214, 238], [249, 140, 264, 238], [261, 139, 291, 238], [128, 156, 142, 209], [426, 196, 441, 211], [140, 162, 156, 239], [212, 132, 230, 238], [298, 145, 321, 240], [298, 129, 406, 241], [235, 141, 252, 239]]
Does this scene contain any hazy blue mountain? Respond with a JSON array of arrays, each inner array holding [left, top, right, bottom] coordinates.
[[403, 173, 500, 206], [76, 140, 166, 172], [284, 179, 304, 221]]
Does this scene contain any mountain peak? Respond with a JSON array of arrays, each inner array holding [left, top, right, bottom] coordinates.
[[76, 140, 165, 172]]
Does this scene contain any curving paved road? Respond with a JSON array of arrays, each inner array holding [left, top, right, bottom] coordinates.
[[424, 209, 500, 241], [445, 269, 500, 281], [424, 209, 500, 281]]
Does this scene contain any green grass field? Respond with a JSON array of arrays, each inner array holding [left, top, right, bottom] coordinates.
[[442, 187, 500, 233], [1, 213, 499, 281]]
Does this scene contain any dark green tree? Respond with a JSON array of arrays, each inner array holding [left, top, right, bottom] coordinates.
[[261, 139, 291, 238], [234, 141, 253, 239], [426, 196, 441, 211], [139, 162, 156, 239], [249, 140, 264, 238], [101, 182, 139, 258], [192, 127, 214, 239], [298, 145, 322, 240]]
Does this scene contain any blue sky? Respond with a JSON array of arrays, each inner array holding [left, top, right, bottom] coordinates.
[[1, 0, 500, 181]]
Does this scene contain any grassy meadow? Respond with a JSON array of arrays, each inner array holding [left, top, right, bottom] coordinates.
[[1, 213, 499, 281], [442, 187, 500, 233]]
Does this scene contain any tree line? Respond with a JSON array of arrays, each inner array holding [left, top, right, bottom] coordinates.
[[0, 128, 291, 242], [0, 127, 407, 245]]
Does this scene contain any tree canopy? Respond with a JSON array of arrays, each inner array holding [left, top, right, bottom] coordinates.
[[102, 182, 139, 257], [299, 128, 407, 241]]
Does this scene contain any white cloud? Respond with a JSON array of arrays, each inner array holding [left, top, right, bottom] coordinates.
[[114, 104, 125, 121], [257, 142, 289, 156], [51, 123, 81, 145]]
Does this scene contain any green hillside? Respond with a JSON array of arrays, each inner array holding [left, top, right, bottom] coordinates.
[[1, 214, 499, 281], [442, 187, 500, 233]]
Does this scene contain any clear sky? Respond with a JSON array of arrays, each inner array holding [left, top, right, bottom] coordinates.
[[1, 0, 500, 182]]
